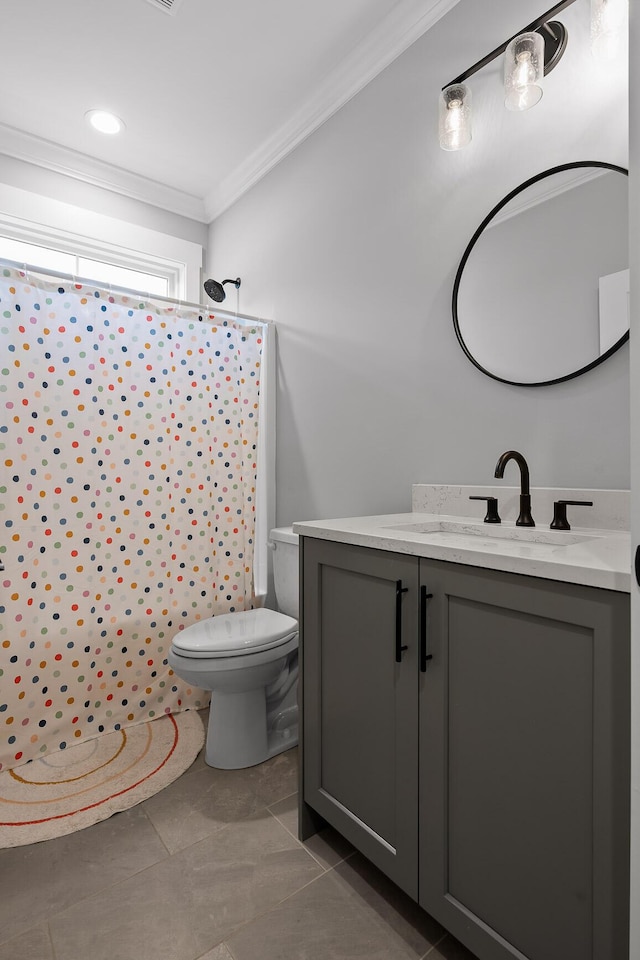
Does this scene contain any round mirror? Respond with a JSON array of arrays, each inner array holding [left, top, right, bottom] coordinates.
[[453, 162, 629, 386]]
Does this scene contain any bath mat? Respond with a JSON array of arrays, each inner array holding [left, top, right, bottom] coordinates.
[[0, 711, 204, 847]]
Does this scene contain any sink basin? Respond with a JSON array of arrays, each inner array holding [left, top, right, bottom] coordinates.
[[382, 520, 598, 547]]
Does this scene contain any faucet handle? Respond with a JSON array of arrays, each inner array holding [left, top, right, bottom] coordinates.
[[469, 496, 501, 524], [550, 500, 594, 531]]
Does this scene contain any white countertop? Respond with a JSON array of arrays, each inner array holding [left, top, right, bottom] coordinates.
[[293, 513, 631, 593]]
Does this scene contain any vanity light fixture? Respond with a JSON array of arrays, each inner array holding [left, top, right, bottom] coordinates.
[[85, 109, 125, 135], [439, 0, 578, 150]]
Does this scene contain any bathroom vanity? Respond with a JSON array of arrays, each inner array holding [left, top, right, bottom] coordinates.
[[294, 489, 630, 960]]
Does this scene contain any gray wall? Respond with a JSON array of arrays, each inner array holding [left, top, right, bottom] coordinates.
[[208, 0, 629, 526]]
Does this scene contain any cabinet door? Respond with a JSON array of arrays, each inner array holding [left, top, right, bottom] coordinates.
[[301, 537, 419, 897], [418, 560, 629, 960]]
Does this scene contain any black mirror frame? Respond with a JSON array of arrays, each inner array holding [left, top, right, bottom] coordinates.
[[452, 160, 629, 387]]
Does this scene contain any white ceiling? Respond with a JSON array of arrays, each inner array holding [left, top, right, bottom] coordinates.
[[0, 0, 458, 223]]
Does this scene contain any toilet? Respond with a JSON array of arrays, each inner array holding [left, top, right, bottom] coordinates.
[[168, 527, 299, 769]]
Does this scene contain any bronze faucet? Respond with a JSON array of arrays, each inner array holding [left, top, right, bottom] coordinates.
[[494, 450, 535, 527]]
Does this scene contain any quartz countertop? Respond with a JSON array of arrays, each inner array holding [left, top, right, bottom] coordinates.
[[293, 513, 631, 592]]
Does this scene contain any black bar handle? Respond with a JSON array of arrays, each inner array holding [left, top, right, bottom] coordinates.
[[395, 580, 409, 662], [420, 585, 434, 672]]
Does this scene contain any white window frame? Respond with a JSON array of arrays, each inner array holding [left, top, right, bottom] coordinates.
[[0, 182, 203, 301]]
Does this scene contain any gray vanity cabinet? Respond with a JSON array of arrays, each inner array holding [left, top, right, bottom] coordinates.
[[301, 537, 420, 897], [300, 537, 630, 960], [418, 559, 630, 960]]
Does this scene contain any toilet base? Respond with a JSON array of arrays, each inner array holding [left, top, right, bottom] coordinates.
[[168, 633, 299, 771], [265, 704, 298, 764], [205, 688, 298, 770]]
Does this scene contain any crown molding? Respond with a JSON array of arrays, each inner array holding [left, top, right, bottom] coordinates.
[[0, 122, 207, 223], [0, 0, 459, 225], [204, 0, 461, 221]]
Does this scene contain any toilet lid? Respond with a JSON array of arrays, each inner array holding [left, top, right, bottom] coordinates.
[[171, 607, 298, 658]]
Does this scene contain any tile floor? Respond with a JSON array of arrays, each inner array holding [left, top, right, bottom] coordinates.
[[0, 711, 478, 960]]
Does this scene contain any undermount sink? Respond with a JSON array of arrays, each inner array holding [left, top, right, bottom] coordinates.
[[382, 520, 599, 547]]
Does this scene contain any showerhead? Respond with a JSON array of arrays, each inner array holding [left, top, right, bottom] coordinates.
[[204, 277, 241, 303]]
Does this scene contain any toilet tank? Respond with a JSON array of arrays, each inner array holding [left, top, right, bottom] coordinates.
[[269, 526, 299, 619]]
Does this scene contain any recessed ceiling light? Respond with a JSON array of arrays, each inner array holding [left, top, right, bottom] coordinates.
[[85, 109, 125, 135]]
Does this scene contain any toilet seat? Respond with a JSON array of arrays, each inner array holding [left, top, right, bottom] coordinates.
[[171, 607, 298, 658]]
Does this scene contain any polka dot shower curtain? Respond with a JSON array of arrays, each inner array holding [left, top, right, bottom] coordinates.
[[0, 266, 265, 772]]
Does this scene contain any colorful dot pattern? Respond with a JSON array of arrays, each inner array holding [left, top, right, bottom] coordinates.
[[0, 267, 264, 772]]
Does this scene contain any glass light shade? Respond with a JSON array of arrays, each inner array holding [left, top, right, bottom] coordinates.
[[591, 0, 627, 61], [504, 32, 544, 111], [439, 83, 472, 151]]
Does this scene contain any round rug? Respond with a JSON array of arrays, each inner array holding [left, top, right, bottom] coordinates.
[[0, 711, 204, 847]]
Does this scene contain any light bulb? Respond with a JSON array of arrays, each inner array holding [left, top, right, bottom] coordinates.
[[439, 84, 472, 151], [504, 32, 544, 111], [514, 50, 535, 87]]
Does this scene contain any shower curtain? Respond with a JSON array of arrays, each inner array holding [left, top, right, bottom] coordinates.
[[0, 266, 265, 772]]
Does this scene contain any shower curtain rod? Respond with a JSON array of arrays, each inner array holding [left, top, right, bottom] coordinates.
[[0, 257, 270, 326]]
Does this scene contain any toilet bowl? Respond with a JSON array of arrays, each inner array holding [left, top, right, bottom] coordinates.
[[168, 527, 299, 769]]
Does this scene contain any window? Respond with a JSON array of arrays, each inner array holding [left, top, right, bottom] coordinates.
[[0, 182, 204, 302], [0, 235, 170, 297]]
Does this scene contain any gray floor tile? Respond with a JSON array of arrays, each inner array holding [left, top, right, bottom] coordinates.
[[49, 810, 324, 960], [267, 791, 299, 835], [269, 793, 355, 869], [141, 763, 268, 854], [0, 923, 54, 960], [335, 854, 445, 954], [142, 738, 298, 855], [226, 852, 445, 960], [0, 737, 480, 960], [424, 934, 479, 959], [303, 827, 356, 871], [0, 805, 168, 946], [243, 746, 299, 805], [196, 945, 234, 960]]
